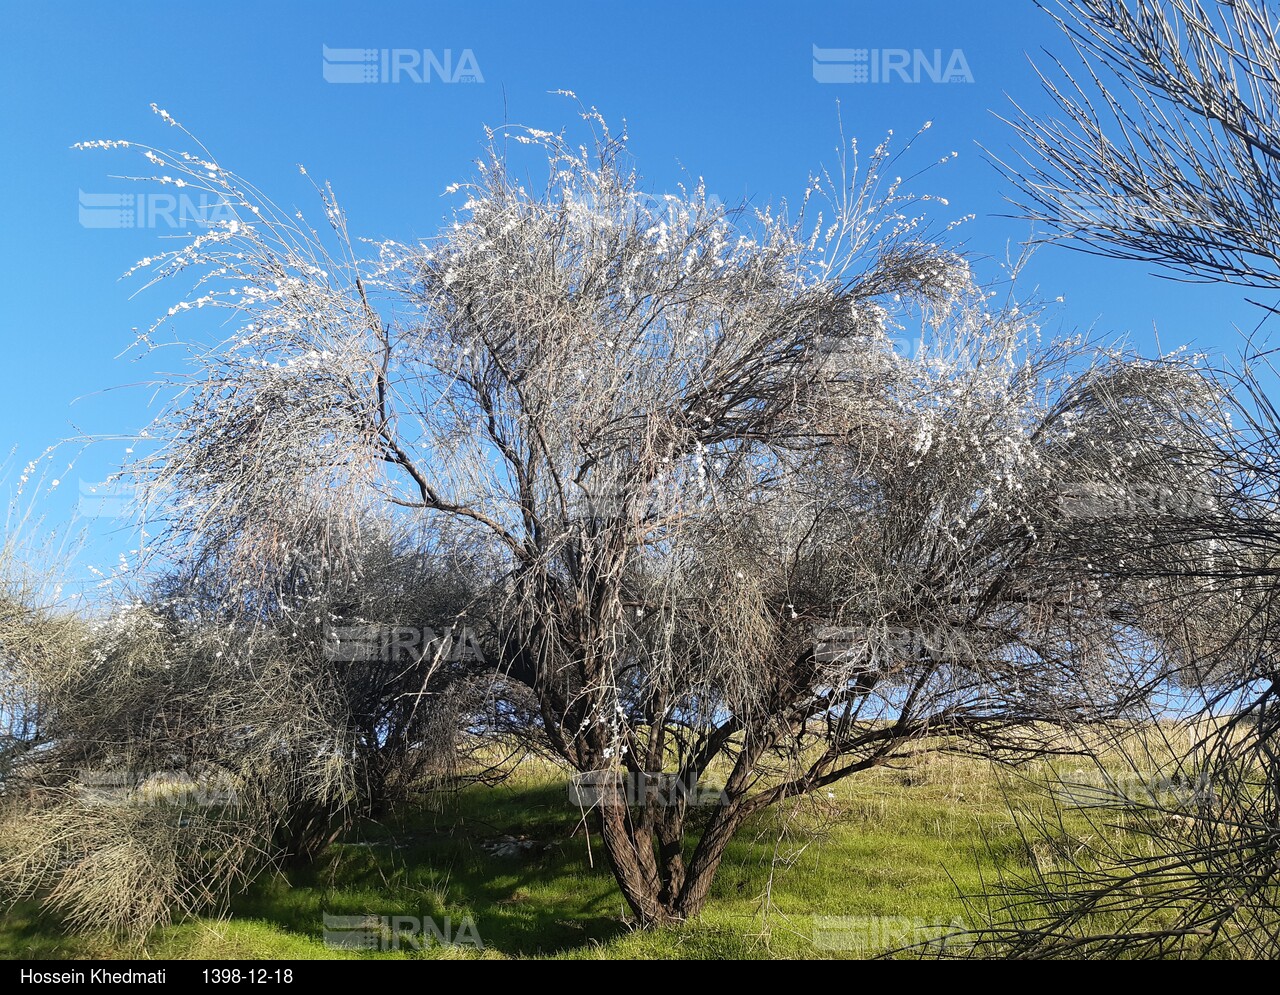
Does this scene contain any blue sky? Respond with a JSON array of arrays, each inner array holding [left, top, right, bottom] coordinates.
[[0, 0, 1268, 600]]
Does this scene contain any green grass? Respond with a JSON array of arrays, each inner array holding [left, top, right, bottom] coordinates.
[[3, 752, 1083, 959]]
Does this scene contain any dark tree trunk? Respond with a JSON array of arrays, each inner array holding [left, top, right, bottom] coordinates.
[[593, 773, 755, 926]]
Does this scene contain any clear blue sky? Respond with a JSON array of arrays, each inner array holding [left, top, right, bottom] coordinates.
[[0, 0, 1267, 599]]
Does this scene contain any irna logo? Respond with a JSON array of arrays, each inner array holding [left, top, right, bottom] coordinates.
[[322, 46, 483, 84], [812, 45, 973, 84]]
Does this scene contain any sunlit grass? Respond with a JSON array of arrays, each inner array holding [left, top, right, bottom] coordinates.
[[2, 753, 1066, 959]]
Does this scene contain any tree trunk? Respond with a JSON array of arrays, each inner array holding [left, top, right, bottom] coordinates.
[[596, 800, 672, 925], [595, 784, 751, 926], [672, 800, 749, 919]]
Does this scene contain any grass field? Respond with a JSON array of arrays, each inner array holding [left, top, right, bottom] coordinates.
[[1, 750, 1130, 960]]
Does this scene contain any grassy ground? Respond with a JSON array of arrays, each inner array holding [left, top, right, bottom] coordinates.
[[2, 751, 1108, 960]]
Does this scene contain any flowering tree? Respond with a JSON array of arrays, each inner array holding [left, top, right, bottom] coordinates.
[[73, 101, 1236, 927], [1001, 0, 1280, 289], [969, 0, 1280, 957]]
